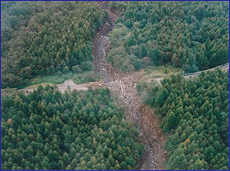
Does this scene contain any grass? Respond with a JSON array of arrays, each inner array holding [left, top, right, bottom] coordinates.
[[22, 83, 55, 90], [145, 65, 183, 77], [72, 71, 100, 84], [17, 71, 101, 90], [1, 88, 17, 95]]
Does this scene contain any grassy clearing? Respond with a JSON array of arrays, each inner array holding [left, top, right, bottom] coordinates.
[[17, 71, 101, 90], [22, 83, 55, 90], [1, 88, 17, 96], [72, 71, 100, 84], [144, 65, 182, 77]]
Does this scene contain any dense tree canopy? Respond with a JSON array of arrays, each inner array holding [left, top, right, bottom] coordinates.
[[1, 87, 143, 170], [1, 2, 229, 169], [108, 1, 229, 73], [137, 70, 229, 170], [1, 1, 105, 88]]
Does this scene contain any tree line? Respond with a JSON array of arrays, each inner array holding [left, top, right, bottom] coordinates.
[[1, 87, 143, 170], [1, 1, 107, 88], [108, 1, 229, 73], [137, 70, 229, 170]]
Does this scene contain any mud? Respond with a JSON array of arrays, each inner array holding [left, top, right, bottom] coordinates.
[[93, 2, 167, 169], [4, 2, 228, 169]]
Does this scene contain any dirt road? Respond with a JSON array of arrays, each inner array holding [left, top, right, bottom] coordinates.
[[93, 2, 167, 169], [18, 80, 106, 95], [147, 63, 229, 85], [4, 1, 228, 169]]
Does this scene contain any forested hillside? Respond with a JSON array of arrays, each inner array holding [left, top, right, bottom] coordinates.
[[1, 1, 106, 88], [137, 70, 229, 170], [1, 1, 229, 170], [108, 1, 229, 73], [1, 87, 143, 170]]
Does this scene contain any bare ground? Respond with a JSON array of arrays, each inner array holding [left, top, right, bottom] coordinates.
[[4, 2, 228, 169], [18, 79, 108, 94], [93, 2, 167, 169]]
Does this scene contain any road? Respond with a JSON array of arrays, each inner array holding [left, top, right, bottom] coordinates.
[[151, 63, 229, 85], [3, 2, 229, 169], [17, 80, 106, 95]]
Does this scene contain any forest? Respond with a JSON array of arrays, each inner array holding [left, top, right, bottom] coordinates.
[[1, 1, 229, 170], [108, 1, 228, 73], [137, 70, 229, 170], [1, 1, 107, 88], [1, 87, 143, 170], [1, 1, 228, 88]]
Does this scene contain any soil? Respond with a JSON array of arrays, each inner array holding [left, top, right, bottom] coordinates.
[[4, 1, 229, 169], [18, 80, 107, 95], [93, 2, 167, 169]]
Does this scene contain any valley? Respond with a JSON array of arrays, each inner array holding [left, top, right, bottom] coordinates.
[[1, 1, 229, 170]]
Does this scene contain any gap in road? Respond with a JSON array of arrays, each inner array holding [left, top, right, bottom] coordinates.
[[93, 2, 167, 169]]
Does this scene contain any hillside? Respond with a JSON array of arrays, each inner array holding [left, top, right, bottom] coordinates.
[[108, 1, 229, 73], [137, 70, 229, 169], [1, 87, 143, 170], [1, 1, 105, 88], [1, 1, 229, 170]]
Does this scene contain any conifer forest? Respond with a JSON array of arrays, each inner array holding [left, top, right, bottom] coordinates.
[[1, 1, 229, 170]]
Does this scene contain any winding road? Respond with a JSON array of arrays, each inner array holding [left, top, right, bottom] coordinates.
[[152, 63, 229, 85]]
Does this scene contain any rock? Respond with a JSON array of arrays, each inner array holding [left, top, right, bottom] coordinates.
[[164, 151, 167, 154]]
